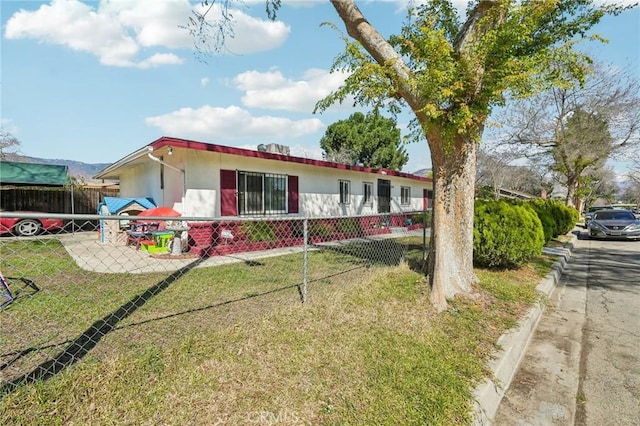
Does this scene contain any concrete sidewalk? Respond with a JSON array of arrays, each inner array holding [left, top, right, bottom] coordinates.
[[472, 232, 579, 425]]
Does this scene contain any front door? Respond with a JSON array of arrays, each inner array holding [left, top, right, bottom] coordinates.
[[377, 179, 391, 213]]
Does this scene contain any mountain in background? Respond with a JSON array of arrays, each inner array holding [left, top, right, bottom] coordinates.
[[4, 152, 431, 183], [412, 168, 432, 178], [2, 153, 111, 182]]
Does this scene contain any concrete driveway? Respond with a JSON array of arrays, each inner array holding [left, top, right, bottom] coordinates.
[[57, 229, 427, 274]]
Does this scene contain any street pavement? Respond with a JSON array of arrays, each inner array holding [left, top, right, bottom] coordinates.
[[493, 230, 640, 425]]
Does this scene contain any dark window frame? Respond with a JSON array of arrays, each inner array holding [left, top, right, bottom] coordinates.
[[401, 186, 411, 205], [237, 170, 288, 216], [363, 182, 373, 206], [339, 180, 351, 205]]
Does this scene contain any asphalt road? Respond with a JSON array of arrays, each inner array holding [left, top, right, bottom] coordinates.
[[494, 230, 640, 425]]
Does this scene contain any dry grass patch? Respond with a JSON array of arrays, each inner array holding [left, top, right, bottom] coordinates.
[[1, 238, 553, 425]]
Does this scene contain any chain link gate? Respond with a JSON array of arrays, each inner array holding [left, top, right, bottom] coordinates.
[[0, 211, 430, 389]]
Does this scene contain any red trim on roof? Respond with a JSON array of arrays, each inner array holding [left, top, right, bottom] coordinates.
[[149, 136, 432, 182]]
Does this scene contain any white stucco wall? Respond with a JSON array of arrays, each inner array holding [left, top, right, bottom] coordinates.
[[124, 146, 432, 218], [117, 162, 160, 204], [116, 150, 186, 213]]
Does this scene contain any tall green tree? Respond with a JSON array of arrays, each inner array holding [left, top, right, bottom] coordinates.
[[551, 107, 612, 207], [320, 111, 408, 170], [191, 0, 631, 311]]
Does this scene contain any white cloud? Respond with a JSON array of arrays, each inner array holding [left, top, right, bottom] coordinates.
[[1, 119, 20, 136], [220, 10, 290, 54], [100, 0, 193, 49], [145, 105, 325, 139], [232, 68, 350, 112], [4, 0, 289, 68], [200, 77, 210, 87], [5, 0, 142, 67]]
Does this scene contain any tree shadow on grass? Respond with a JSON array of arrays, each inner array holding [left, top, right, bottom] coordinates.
[[0, 256, 211, 395], [1, 238, 430, 395], [311, 237, 428, 273]]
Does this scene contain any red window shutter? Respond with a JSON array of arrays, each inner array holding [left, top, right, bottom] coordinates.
[[220, 169, 237, 216], [288, 175, 299, 214], [423, 188, 428, 211]]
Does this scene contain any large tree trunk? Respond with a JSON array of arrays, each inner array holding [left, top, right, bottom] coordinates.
[[565, 175, 578, 208], [428, 132, 479, 311], [330, 0, 498, 311], [565, 183, 576, 208]]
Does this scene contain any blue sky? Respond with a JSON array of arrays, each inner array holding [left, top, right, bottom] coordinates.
[[2, 0, 639, 174]]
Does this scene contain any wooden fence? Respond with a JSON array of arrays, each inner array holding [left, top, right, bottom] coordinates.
[[0, 186, 120, 214]]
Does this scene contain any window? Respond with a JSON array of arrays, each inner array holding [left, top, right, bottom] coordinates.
[[363, 182, 373, 205], [159, 156, 164, 190], [401, 186, 411, 205], [339, 180, 350, 204], [237, 171, 287, 215]]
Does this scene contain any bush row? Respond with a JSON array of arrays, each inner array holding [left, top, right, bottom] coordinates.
[[473, 199, 578, 269]]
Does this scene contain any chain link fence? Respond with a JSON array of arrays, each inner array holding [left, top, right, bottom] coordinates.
[[0, 211, 430, 390]]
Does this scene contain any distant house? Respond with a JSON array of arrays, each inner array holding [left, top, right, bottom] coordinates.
[[94, 136, 433, 218]]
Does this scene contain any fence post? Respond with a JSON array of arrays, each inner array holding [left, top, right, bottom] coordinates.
[[70, 185, 76, 235], [423, 209, 428, 261], [301, 217, 308, 303]]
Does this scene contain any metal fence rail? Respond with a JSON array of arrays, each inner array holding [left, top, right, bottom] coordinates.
[[0, 211, 430, 388]]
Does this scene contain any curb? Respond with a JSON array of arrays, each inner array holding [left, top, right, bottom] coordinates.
[[471, 232, 578, 425]]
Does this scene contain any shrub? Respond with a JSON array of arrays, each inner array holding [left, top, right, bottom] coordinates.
[[526, 200, 556, 244], [528, 199, 578, 238], [547, 200, 578, 236], [474, 199, 545, 269], [337, 217, 362, 234], [309, 222, 333, 237], [410, 211, 432, 227], [240, 221, 277, 242]]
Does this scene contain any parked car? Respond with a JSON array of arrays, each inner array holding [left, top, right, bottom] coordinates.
[[0, 210, 64, 237], [587, 209, 640, 240], [584, 206, 608, 228]]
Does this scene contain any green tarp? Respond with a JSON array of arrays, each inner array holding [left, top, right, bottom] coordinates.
[[0, 161, 69, 186]]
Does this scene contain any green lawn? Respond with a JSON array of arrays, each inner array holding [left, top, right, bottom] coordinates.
[[0, 236, 553, 425]]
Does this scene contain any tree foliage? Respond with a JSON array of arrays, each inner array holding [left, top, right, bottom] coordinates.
[[551, 106, 611, 184], [190, 0, 632, 311], [494, 63, 640, 208], [320, 111, 408, 170], [320, 0, 630, 310]]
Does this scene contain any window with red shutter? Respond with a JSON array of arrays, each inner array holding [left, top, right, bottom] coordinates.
[[288, 175, 299, 214], [220, 169, 237, 216]]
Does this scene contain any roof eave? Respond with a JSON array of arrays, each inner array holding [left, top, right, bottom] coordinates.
[[93, 146, 152, 180], [95, 136, 433, 183]]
